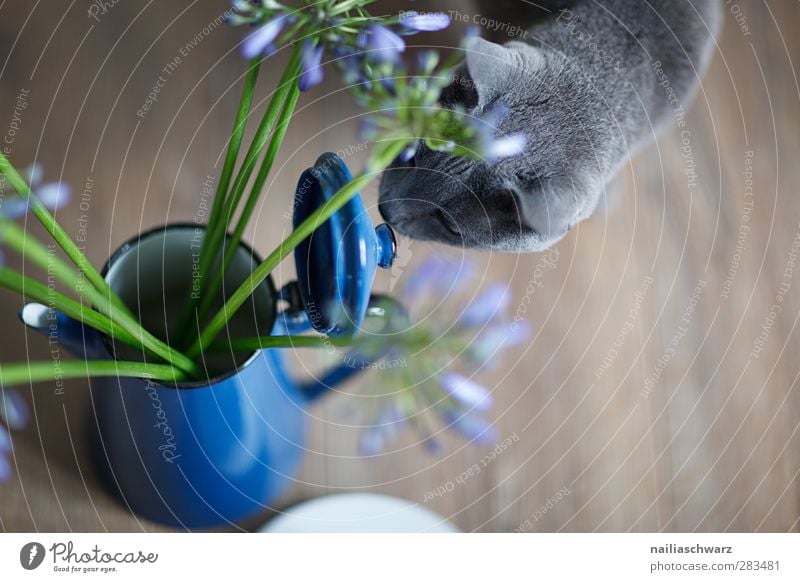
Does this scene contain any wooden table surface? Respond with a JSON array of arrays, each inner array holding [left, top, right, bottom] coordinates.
[[1, 1, 799, 532]]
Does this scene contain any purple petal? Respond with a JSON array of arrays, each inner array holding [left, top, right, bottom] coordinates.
[[36, 182, 70, 211], [360, 426, 386, 456], [440, 373, 492, 412], [298, 42, 324, 92], [0, 196, 29, 219], [485, 134, 527, 161], [0, 455, 10, 482], [424, 437, 444, 456], [399, 141, 418, 162], [24, 163, 43, 186], [241, 17, 285, 58], [400, 11, 451, 33], [0, 388, 29, 430], [441, 409, 498, 445], [358, 25, 405, 63], [469, 321, 533, 364], [416, 50, 439, 73], [0, 425, 10, 452], [402, 256, 475, 299], [461, 283, 511, 327]]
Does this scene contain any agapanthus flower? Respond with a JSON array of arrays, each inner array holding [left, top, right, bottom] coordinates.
[[298, 41, 324, 92], [398, 11, 451, 33], [241, 15, 288, 58], [357, 25, 405, 63], [0, 164, 70, 219], [351, 44, 527, 163], [228, 1, 451, 91], [0, 386, 29, 482], [352, 256, 531, 455]]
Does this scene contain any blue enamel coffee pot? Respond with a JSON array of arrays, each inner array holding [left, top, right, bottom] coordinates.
[[21, 153, 399, 529]]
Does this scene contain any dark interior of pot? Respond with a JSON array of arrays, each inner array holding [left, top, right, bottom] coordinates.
[[103, 225, 276, 382]]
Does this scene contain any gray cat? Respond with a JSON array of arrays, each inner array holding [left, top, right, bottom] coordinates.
[[378, 0, 722, 251]]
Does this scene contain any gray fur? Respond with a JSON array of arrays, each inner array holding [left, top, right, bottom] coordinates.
[[378, 0, 722, 251]]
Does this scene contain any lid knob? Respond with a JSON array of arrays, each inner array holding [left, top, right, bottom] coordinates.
[[374, 223, 396, 270]]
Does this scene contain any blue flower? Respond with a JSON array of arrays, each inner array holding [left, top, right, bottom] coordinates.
[[241, 16, 287, 58], [485, 134, 527, 162], [0, 387, 29, 482], [460, 283, 511, 328], [0, 431, 10, 481], [470, 105, 527, 162], [0, 164, 71, 219], [468, 320, 533, 366], [359, 403, 406, 456], [401, 255, 474, 299], [298, 41, 324, 91], [399, 11, 451, 33], [439, 372, 492, 412], [357, 25, 405, 63], [355, 256, 529, 455], [440, 408, 499, 446]]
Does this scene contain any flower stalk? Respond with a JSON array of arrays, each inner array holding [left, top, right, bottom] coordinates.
[[0, 360, 184, 387], [175, 44, 303, 342], [0, 151, 132, 318]]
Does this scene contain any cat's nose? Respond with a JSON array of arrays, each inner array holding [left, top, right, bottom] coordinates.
[[522, 189, 580, 239]]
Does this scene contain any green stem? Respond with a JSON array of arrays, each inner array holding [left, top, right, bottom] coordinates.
[[0, 151, 132, 317], [171, 59, 260, 343], [0, 360, 184, 387], [175, 45, 302, 342], [195, 79, 301, 325], [187, 138, 409, 358], [203, 57, 262, 258], [0, 266, 199, 377], [210, 334, 352, 352], [0, 221, 199, 375], [0, 267, 141, 349]]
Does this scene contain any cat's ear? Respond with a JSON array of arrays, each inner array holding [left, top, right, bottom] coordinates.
[[464, 37, 544, 107]]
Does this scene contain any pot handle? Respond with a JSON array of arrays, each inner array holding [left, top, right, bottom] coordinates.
[[273, 294, 407, 403], [19, 303, 109, 360]]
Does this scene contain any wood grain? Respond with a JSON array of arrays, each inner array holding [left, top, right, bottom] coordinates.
[[0, 0, 798, 532]]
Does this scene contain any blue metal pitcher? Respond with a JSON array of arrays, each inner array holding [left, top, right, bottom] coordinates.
[[20, 153, 398, 529]]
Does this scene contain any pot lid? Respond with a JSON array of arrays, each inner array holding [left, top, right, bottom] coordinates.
[[292, 152, 396, 336]]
